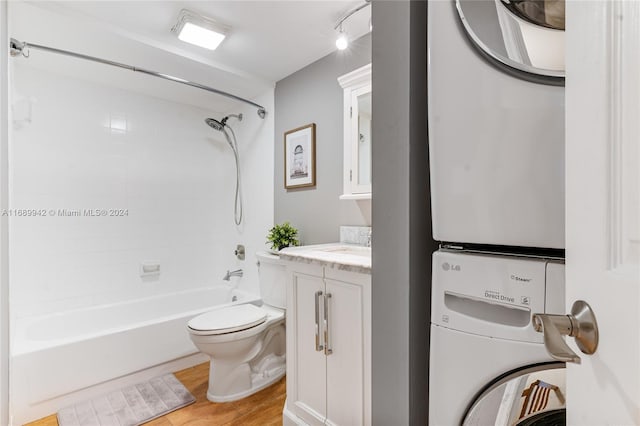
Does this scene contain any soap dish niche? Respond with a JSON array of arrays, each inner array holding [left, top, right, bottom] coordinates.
[[140, 261, 161, 278]]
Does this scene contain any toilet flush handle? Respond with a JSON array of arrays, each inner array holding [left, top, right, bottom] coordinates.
[[532, 300, 599, 364]]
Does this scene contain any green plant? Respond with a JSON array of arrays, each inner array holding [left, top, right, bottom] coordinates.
[[266, 222, 300, 251]]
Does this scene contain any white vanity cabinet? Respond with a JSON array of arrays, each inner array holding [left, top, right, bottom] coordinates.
[[283, 261, 371, 426]]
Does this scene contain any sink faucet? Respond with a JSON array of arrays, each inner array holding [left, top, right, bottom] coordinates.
[[366, 230, 372, 247], [223, 269, 243, 281]]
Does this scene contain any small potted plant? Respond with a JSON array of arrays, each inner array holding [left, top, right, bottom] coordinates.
[[266, 222, 300, 252]]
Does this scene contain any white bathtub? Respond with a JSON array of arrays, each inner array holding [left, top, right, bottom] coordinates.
[[10, 286, 259, 425]]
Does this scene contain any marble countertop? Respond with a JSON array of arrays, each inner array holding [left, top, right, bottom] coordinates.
[[279, 243, 371, 275]]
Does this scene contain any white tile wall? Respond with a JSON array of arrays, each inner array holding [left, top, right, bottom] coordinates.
[[9, 63, 274, 318]]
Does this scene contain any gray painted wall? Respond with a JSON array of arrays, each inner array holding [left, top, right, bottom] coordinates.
[[274, 34, 371, 244], [371, 1, 436, 424]]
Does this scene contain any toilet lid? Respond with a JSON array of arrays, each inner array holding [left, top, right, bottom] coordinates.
[[188, 304, 267, 335]]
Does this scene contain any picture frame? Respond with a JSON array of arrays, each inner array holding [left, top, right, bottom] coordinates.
[[284, 123, 316, 189]]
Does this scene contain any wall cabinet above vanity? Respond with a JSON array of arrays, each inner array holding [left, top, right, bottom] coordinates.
[[338, 63, 372, 200]]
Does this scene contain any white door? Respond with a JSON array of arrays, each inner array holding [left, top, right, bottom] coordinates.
[[566, 1, 640, 424], [0, 2, 8, 425]]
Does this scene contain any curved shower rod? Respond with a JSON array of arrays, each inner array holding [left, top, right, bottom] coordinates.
[[9, 38, 267, 119]]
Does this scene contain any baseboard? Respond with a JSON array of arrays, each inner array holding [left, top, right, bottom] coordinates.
[[283, 400, 308, 426]]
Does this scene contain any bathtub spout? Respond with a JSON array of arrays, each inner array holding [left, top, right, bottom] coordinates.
[[223, 269, 243, 281]]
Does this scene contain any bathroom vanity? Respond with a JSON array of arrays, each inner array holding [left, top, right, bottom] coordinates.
[[279, 244, 371, 426]]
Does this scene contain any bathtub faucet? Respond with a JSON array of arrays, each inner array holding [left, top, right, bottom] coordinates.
[[223, 269, 243, 281]]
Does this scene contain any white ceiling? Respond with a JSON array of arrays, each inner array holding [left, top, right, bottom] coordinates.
[[31, 1, 371, 84], [9, 1, 370, 113], [54, 1, 371, 82]]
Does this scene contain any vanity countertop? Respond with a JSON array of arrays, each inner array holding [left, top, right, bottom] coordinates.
[[279, 243, 371, 275]]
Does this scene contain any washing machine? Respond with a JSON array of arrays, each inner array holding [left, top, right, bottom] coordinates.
[[429, 250, 566, 425], [428, 0, 565, 249]]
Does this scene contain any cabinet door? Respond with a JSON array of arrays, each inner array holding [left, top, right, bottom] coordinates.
[[287, 271, 326, 425], [324, 278, 365, 426], [350, 84, 372, 194], [338, 63, 372, 200]]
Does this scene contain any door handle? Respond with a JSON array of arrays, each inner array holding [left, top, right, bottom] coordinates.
[[532, 300, 599, 364], [315, 291, 324, 352], [324, 293, 333, 355]]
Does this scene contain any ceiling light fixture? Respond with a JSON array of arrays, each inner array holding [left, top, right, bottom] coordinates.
[[336, 25, 349, 50], [171, 9, 230, 51], [334, 0, 371, 51]]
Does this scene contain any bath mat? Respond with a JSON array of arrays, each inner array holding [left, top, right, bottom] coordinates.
[[57, 373, 196, 426]]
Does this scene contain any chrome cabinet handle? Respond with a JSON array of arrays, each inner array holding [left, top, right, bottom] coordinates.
[[532, 300, 599, 364], [315, 291, 324, 352], [324, 293, 333, 355]]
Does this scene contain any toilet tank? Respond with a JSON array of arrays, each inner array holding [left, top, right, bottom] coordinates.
[[256, 251, 286, 309]]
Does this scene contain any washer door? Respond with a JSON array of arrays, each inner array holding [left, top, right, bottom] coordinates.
[[462, 363, 565, 426], [456, 0, 565, 81]]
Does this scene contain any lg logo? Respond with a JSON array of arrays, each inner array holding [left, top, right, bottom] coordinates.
[[442, 262, 461, 272]]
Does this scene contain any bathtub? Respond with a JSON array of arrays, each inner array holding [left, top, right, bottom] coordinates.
[[11, 286, 259, 424]]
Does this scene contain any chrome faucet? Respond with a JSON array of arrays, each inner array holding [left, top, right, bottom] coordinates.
[[223, 269, 243, 281]]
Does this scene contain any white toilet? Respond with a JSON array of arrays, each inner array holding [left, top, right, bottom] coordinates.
[[187, 251, 286, 402]]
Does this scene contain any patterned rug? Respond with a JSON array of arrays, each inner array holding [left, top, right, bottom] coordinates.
[[57, 373, 196, 426]]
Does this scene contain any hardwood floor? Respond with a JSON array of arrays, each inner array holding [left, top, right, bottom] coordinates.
[[25, 363, 286, 426]]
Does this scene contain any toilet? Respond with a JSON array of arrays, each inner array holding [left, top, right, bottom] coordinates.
[[187, 251, 286, 402]]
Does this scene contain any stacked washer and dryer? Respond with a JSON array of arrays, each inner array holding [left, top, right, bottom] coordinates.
[[428, 1, 567, 425]]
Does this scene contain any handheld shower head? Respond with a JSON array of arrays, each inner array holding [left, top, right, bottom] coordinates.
[[204, 113, 243, 132], [203, 113, 245, 226], [205, 117, 225, 131]]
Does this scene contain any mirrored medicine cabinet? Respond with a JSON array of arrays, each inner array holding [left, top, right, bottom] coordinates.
[[338, 63, 371, 200]]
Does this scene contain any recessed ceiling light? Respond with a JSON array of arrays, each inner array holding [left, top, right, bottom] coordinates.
[[171, 9, 230, 51]]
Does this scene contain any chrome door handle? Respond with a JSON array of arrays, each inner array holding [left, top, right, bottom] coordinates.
[[315, 291, 324, 352], [532, 300, 599, 364], [324, 293, 333, 355]]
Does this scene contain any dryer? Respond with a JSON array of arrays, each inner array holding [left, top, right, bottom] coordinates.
[[429, 250, 566, 425], [428, 0, 565, 249]]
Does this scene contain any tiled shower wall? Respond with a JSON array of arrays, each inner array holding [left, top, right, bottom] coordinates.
[[9, 63, 274, 318]]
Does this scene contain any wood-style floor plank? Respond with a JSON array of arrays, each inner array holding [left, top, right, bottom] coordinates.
[[24, 363, 285, 426]]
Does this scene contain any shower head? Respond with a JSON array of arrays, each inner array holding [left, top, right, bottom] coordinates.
[[204, 113, 243, 132], [203, 114, 245, 226], [205, 117, 225, 131]]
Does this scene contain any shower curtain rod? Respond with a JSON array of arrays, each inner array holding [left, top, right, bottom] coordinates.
[[8, 38, 267, 119]]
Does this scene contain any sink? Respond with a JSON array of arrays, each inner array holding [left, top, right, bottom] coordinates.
[[279, 243, 371, 271], [315, 245, 371, 257]]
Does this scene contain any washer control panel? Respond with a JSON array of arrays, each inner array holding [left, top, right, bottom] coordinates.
[[432, 250, 565, 344]]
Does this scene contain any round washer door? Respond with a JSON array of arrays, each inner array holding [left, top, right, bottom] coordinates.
[[462, 362, 565, 426], [456, 0, 565, 81]]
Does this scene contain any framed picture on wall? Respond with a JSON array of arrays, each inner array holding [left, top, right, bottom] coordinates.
[[284, 123, 316, 189]]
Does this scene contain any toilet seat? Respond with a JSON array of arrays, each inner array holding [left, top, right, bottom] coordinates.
[[188, 304, 267, 336]]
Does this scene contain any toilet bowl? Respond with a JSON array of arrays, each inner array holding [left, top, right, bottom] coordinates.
[[187, 251, 286, 402]]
